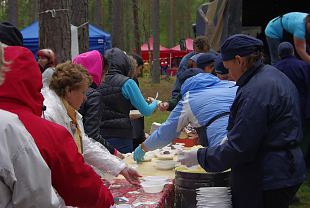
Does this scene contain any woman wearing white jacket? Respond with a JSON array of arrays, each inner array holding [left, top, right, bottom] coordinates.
[[42, 61, 141, 184]]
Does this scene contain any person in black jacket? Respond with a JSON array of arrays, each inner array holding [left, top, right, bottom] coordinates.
[[74, 50, 124, 159], [274, 41, 310, 167], [97, 48, 158, 153], [179, 34, 307, 208]]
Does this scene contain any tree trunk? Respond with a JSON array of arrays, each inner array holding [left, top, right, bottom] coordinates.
[[151, 0, 160, 83], [119, 0, 125, 50], [168, 0, 175, 47], [112, 0, 122, 48], [141, 0, 152, 65], [94, 0, 103, 27], [39, 0, 71, 62], [122, 0, 130, 52], [7, 0, 18, 26], [132, 0, 141, 55], [28, 0, 38, 22], [71, 0, 89, 54], [107, 0, 113, 32], [88, 0, 95, 24]]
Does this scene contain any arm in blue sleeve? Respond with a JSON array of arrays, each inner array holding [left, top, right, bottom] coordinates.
[[122, 79, 158, 116], [197, 97, 268, 172], [143, 95, 191, 151]]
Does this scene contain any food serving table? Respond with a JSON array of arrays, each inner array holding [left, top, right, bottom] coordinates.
[[109, 156, 176, 208]]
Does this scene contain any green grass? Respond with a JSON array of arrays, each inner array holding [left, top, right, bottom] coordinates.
[[138, 74, 310, 207], [290, 174, 310, 208]]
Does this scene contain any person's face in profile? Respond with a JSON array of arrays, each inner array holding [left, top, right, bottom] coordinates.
[[64, 79, 89, 110], [223, 55, 246, 81], [216, 73, 229, 80], [38, 56, 49, 68]]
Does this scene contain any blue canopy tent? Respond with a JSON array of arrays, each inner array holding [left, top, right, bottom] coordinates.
[[21, 21, 111, 56]]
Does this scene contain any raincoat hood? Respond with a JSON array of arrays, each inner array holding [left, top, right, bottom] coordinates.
[[104, 48, 131, 77], [73, 50, 103, 87], [0, 46, 43, 116], [181, 73, 221, 96]]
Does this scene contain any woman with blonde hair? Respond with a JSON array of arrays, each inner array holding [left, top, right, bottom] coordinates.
[[42, 61, 141, 184]]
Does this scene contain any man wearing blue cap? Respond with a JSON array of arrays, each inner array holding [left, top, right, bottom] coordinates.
[[179, 34, 306, 208], [187, 52, 205, 68], [274, 42, 310, 168], [196, 52, 218, 74]]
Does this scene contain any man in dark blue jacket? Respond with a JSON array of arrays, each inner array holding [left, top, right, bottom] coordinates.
[[179, 34, 306, 208], [274, 41, 310, 167]]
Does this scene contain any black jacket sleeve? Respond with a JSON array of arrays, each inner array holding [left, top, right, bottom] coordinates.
[[167, 93, 182, 111], [80, 88, 116, 155]]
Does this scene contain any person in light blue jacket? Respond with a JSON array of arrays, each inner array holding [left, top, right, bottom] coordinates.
[[133, 69, 237, 161]]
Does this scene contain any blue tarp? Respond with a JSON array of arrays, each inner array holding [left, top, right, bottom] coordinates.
[[21, 21, 112, 56]]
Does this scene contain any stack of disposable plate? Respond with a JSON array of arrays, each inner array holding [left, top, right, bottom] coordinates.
[[196, 187, 232, 208]]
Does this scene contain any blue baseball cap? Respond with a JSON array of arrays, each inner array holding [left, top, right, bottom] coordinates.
[[221, 34, 263, 61], [196, 52, 218, 69], [278, 41, 294, 59], [214, 55, 228, 75]]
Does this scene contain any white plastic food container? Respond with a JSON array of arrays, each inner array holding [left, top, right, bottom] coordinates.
[[141, 176, 168, 183], [154, 160, 177, 170], [141, 181, 165, 193]]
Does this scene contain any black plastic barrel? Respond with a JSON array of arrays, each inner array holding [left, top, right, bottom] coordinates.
[[175, 170, 231, 208]]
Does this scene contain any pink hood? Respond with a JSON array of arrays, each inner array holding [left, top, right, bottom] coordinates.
[[73, 50, 103, 87]]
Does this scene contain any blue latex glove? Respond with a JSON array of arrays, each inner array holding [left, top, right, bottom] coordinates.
[[133, 145, 145, 162]]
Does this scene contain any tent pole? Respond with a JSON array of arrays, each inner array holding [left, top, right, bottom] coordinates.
[[169, 52, 172, 70]]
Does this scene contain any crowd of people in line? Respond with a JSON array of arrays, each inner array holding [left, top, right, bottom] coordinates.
[[0, 11, 309, 208]]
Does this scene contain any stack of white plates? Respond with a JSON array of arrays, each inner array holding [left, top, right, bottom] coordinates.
[[196, 187, 232, 208]]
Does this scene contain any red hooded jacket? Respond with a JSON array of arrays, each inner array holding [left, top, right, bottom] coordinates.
[[0, 46, 114, 208]]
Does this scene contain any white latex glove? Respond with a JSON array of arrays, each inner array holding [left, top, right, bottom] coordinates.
[[178, 149, 199, 167]]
